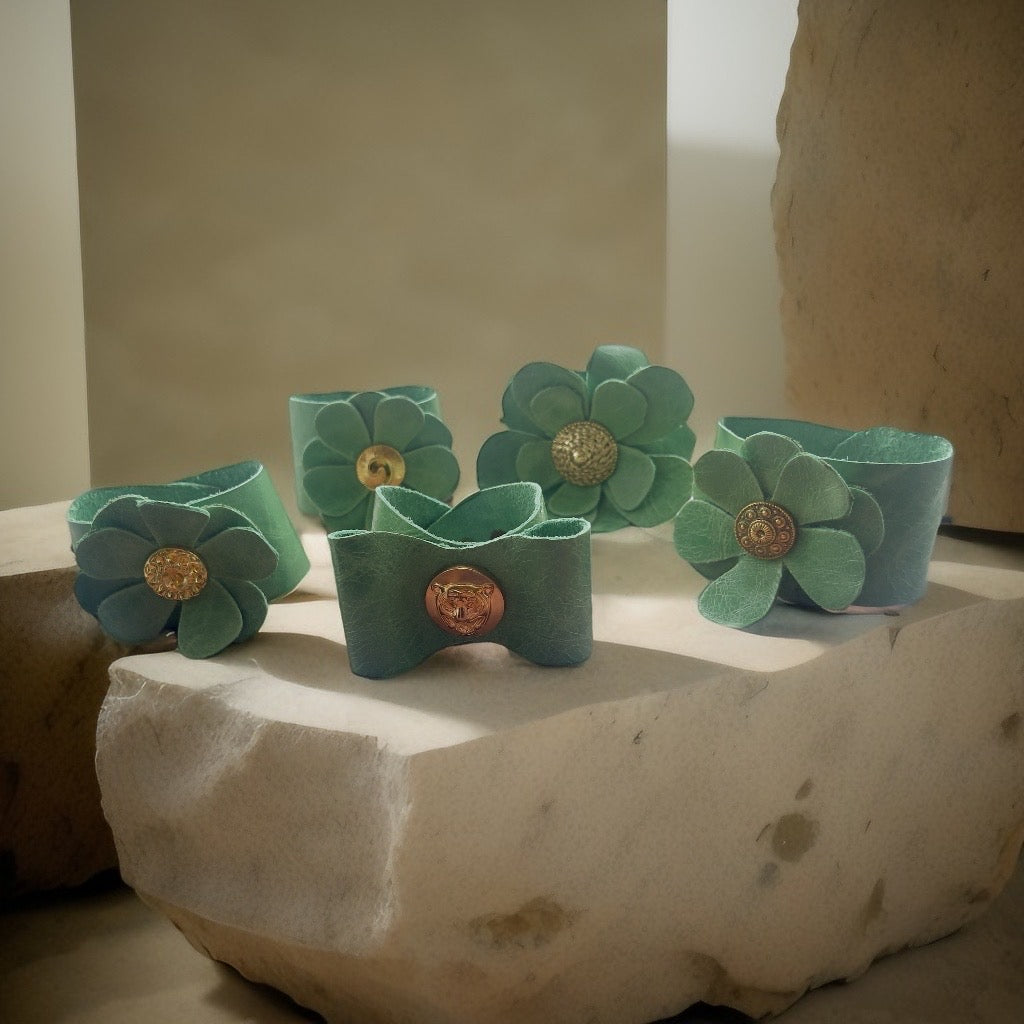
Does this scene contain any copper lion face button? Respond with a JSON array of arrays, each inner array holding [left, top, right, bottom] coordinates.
[[734, 501, 797, 560], [425, 565, 504, 637], [356, 444, 406, 489]]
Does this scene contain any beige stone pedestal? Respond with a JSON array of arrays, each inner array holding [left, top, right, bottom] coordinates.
[[0, 503, 132, 900], [94, 528, 1024, 1023]]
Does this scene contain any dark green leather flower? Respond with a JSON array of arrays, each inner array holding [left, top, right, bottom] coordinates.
[[476, 345, 694, 532], [73, 497, 279, 658], [674, 432, 884, 628]]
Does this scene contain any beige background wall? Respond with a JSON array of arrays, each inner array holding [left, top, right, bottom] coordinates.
[[71, 0, 666, 512], [0, 0, 89, 510]]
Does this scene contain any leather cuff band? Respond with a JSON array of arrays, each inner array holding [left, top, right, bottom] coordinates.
[[67, 461, 309, 658], [328, 482, 592, 678], [715, 417, 953, 607]]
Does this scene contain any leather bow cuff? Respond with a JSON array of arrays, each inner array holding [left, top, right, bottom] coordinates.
[[328, 482, 593, 678], [715, 418, 953, 608], [289, 387, 459, 530], [67, 461, 309, 658]]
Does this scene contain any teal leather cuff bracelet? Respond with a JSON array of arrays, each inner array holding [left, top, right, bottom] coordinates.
[[328, 482, 593, 678], [714, 418, 953, 608], [67, 461, 309, 658], [289, 387, 459, 531]]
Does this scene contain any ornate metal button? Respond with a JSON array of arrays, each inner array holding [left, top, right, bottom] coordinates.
[[734, 502, 797, 560], [143, 547, 208, 600], [356, 444, 406, 489], [550, 420, 618, 486], [425, 565, 504, 637]]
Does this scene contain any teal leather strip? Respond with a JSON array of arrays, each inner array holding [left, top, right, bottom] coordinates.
[[289, 386, 443, 516], [716, 418, 953, 607], [67, 461, 309, 600], [328, 483, 592, 678]]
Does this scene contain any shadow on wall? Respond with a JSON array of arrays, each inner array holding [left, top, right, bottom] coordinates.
[[71, 0, 666, 517]]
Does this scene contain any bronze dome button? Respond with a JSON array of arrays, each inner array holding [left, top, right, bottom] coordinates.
[[143, 547, 208, 601], [734, 501, 797, 560], [550, 420, 618, 486], [425, 565, 504, 637], [356, 444, 406, 489]]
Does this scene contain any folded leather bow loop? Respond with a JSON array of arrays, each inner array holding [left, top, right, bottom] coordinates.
[[328, 482, 593, 678], [715, 418, 953, 608]]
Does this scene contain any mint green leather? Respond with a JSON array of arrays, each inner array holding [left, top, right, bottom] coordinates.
[[289, 387, 449, 521], [716, 418, 953, 607], [68, 460, 309, 601], [328, 483, 592, 678]]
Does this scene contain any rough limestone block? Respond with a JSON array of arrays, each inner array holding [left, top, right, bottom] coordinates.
[[0, 502, 133, 899], [95, 529, 1024, 1023], [775, 0, 1024, 531]]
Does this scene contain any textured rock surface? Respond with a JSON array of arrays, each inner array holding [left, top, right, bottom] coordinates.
[[95, 529, 1024, 1024], [775, 0, 1024, 532], [0, 502, 134, 900]]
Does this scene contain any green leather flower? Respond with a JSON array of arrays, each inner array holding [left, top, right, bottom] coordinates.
[[673, 432, 884, 628], [300, 390, 459, 531], [73, 496, 279, 658], [476, 345, 695, 531]]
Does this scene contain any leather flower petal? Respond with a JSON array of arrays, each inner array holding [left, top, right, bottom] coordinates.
[[314, 400, 371, 460], [697, 557, 783, 629], [97, 582, 176, 644], [674, 498, 742, 564], [372, 395, 425, 450], [402, 444, 460, 499], [693, 450, 762, 516], [589, 380, 647, 440], [784, 526, 866, 611], [176, 579, 245, 659]]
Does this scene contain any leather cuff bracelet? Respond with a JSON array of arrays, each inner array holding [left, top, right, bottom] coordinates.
[[67, 461, 309, 658], [328, 482, 592, 678], [686, 418, 952, 619], [290, 387, 459, 531]]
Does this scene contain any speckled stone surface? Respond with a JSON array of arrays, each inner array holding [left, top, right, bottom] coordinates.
[[94, 528, 1024, 1024], [0, 502, 131, 900]]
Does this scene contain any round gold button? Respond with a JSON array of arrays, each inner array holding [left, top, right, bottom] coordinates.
[[356, 444, 406, 489], [143, 547, 208, 601], [425, 565, 504, 637], [550, 420, 618, 487], [734, 501, 797, 560]]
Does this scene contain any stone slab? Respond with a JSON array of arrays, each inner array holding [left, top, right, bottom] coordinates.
[[0, 501, 142, 900], [95, 528, 1024, 1023], [775, 0, 1024, 532]]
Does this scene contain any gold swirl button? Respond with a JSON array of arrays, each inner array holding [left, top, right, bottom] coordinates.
[[734, 501, 797, 560], [143, 547, 208, 601], [550, 420, 618, 487], [356, 444, 406, 489], [425, 565, 504, 637]]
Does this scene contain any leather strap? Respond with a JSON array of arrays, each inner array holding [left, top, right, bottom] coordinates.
[[67, 460, 309, 601], [716, 418, 953, 607]]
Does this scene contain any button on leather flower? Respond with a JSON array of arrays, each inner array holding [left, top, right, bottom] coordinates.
[[73, 496, 279, 658], [673, 432, 884, 628], [476, 345, 695, 531], [301, 391, 459, 531]]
